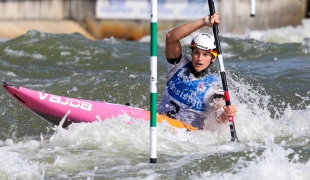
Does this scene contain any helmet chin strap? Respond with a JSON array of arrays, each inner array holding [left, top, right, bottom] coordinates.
[[189, 61, 214, 78]]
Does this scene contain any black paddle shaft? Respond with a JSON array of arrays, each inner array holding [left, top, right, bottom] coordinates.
[[208, 0, 239, 142], [208, 1, 222, 55]]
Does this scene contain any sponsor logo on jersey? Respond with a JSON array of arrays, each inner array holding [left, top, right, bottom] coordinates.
[[167, 65, 217, 111]]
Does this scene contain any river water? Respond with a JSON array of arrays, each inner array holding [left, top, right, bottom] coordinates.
[[0, 19, 310, 179]]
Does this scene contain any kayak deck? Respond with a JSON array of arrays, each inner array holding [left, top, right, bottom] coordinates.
[[2, 81, 196, 130]]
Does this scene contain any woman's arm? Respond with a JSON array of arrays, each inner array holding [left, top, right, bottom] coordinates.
[[165, 12, 220, 60], [213, 97, 236, 123]]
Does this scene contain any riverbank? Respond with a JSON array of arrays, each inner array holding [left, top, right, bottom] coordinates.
[[0, 20, 96, 41]]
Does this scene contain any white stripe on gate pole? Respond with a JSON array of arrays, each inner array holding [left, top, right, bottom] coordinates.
[[150, 0, 157, 164], [250, 0, 255, 17]]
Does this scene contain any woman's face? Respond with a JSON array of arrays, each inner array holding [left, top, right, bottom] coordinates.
[[191, 47, 215, 72]]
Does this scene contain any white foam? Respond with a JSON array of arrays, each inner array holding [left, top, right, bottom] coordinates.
[[232, 19, 310, 43], [1, 76, 310, 178], [3, 47, 47, 60], [196, 134, 310, 179], [0, 140, 44, 179]]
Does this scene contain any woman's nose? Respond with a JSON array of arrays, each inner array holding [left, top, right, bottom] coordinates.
[[197, 53, 202, 61]]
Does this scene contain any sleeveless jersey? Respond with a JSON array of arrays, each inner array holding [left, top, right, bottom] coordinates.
[[158, 52, 223, 129]]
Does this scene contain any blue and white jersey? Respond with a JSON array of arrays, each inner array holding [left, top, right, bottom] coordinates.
[[158, 52, 223, 129]]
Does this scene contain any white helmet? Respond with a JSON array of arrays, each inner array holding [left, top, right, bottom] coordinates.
[[190, 33, 217, 57]]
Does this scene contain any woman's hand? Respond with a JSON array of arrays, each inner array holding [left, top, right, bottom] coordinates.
[[213, 98, 236, 123], [203, 11, 220, 27], [224, 105, 236, 117]]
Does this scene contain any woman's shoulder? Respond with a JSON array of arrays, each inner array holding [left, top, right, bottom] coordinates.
[[167, 52, 191, 72]]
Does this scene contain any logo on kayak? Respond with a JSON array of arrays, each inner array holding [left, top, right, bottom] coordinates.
[[38, 92, 92, 111]]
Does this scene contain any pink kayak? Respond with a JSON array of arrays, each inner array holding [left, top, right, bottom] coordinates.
[[2, 82, 196, 130]]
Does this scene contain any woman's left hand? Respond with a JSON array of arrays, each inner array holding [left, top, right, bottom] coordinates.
[[223, 105, 236, 117]]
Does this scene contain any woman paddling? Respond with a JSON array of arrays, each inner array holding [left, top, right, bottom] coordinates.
[[158, 12, 237, 130]]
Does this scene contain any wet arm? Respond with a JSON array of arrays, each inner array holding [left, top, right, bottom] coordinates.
[[165, 12, 220, 61]]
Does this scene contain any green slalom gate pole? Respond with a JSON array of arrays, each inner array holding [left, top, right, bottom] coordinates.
[[150, 0, 157, 163]]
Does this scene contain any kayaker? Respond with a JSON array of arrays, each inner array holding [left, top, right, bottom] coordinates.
[[158, 12, 237, 130]]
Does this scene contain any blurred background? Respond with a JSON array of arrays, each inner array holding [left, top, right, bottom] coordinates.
[[0, 0, 309, 41]]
